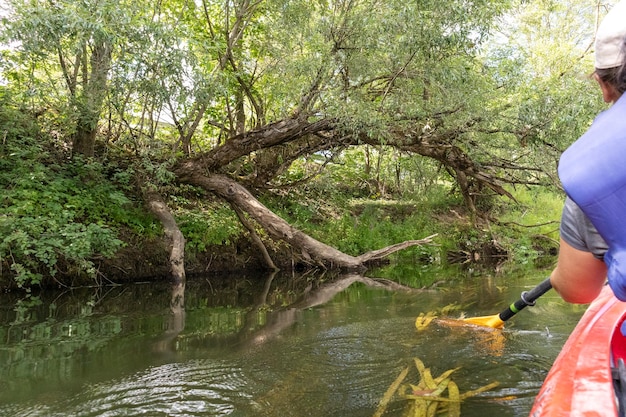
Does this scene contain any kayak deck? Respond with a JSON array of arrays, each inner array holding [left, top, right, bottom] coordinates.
[[530, 285, 626, 416]]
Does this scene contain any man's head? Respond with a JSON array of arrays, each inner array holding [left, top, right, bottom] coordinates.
[[594, 1, 626, 101]]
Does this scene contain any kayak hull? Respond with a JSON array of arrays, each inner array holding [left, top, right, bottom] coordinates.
[[530, 285, 626, 416]]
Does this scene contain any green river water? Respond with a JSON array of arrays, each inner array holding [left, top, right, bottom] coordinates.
[[0, 266, 586, 417]]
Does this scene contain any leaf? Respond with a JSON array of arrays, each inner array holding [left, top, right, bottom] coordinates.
[[373, 366, 409, 417], [415, 311, 437, 331], [447, 381, 461, 417], [459, 381, 500, 400], [433, 367, 461, 385]]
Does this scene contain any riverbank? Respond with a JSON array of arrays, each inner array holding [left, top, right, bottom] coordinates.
[[1, 125, 561, 291]]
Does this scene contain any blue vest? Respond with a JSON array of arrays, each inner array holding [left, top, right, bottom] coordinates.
[[559, 94, 626, 300]]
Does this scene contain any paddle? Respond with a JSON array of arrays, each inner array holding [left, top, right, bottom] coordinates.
[[463, 277, 553, 329]]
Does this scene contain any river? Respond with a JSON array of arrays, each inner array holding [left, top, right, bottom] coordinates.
[[0, 265, 586, 416]]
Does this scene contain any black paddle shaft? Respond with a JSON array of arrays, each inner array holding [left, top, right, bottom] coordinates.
[[498, 277, 553, 322]]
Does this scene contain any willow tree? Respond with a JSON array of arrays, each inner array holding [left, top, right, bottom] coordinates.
[[0, 0, 606, 279], [168, 0, 515, 270]]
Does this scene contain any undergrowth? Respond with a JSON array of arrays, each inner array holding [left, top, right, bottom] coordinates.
[[0, 98, 156, 288]]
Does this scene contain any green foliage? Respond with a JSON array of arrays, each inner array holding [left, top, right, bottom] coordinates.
[[325, 201, 438, 256], [267, 185, 442, 259], [268, 167, 563, 271], [483, 0, 606, 155], [0, 156, 127, 286], [177, 204, 242, 253], [0, 95, 157, 288], [490, 187, 563, 267]]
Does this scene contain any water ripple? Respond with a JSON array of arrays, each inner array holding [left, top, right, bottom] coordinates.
[[7, 360, 251, 417]]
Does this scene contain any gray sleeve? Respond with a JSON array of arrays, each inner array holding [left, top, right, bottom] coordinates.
[[560, 196, 608, 260]]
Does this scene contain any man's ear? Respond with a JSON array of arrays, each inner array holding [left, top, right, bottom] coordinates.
[[595, 74, 620, 103]]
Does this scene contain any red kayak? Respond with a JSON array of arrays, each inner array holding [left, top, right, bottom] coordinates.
[[530, 285, 626, 416]]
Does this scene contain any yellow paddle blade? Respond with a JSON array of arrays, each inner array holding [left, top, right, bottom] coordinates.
[[462, 314, 505, 329]]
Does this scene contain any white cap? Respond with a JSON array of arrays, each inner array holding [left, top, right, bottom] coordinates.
[[596, 1, 626, 69]]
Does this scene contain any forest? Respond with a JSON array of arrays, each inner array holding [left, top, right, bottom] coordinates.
[[0, 0, 613, 290]]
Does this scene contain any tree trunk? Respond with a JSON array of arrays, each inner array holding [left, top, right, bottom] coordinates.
[[71, 39, 112, 157], [145, 191, 186, 282], [72, 121, 98, 157]]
